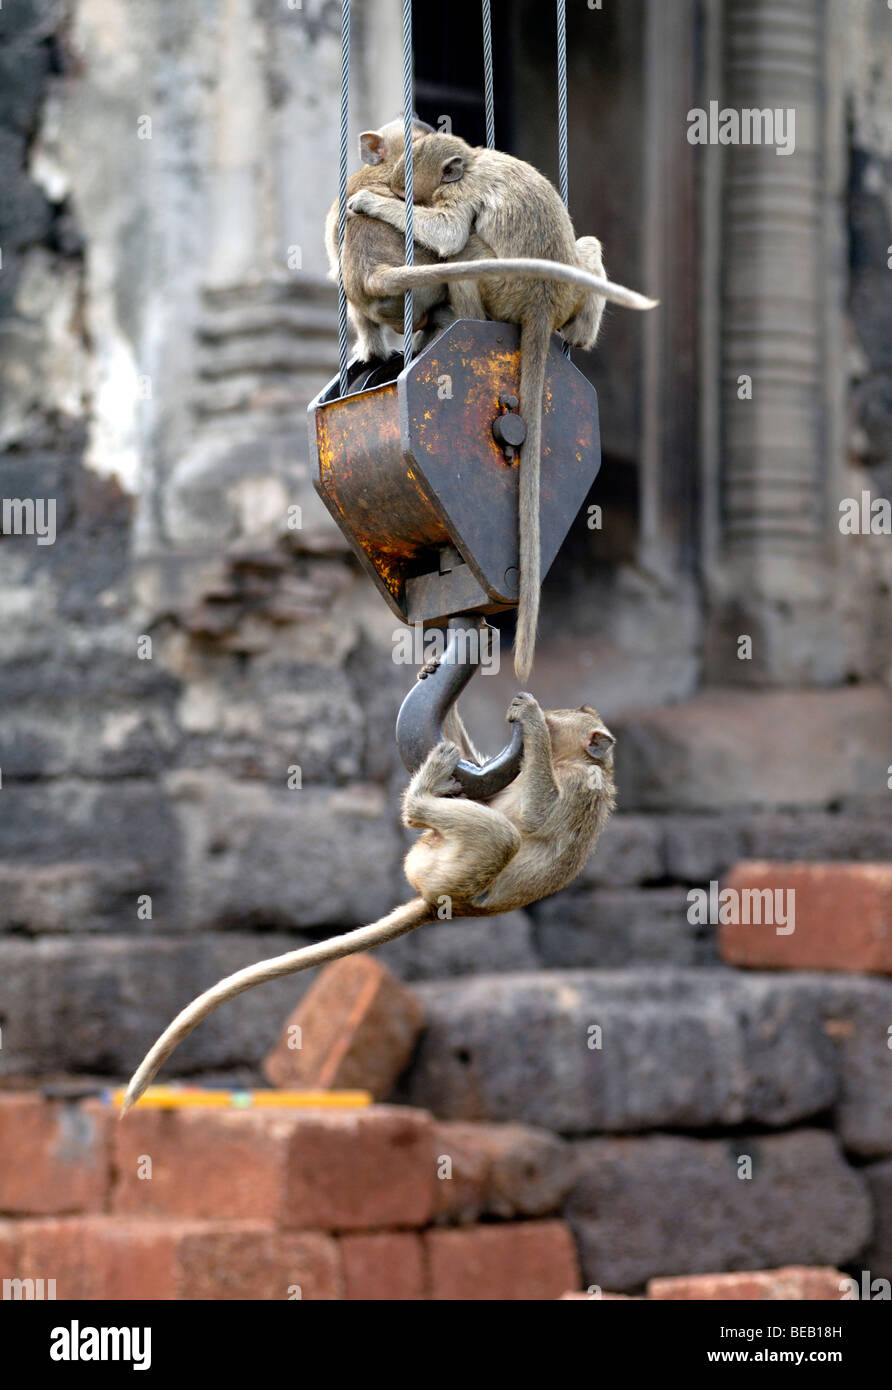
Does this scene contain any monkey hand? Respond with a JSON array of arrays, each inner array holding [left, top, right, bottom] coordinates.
[[347, 189, 385, 218], [506, 691, 545, 726]]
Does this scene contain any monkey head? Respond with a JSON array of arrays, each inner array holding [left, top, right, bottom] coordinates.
[[359, 117, 435, 168], [544, 704, 616, 769], [390, 132, 469, 203]]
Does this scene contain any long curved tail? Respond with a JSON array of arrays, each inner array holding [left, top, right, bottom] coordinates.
[[121, 899, 433, 1115], [513, 315, 551, 683], [370, 257, 657, 312]]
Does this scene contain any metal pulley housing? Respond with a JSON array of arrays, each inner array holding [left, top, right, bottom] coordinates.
[[307, 318, 601, 627]]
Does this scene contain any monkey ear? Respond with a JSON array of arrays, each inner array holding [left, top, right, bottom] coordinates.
[[359, 131, 385, 166], [440, 155, 464, 184], [587, 729, 615, 759]]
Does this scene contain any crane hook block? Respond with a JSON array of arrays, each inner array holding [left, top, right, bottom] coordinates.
[[307, 318, 601, 628]]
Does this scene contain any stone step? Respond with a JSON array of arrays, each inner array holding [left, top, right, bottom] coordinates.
[[565, 809, 892, 890], [565, 1129, 871, 1293], [530, 887, 717, 968], [197, 300, 338, 342], [192, 372, 328, 419], [200, 278, 333, 313], [612, 685, 892, 812], [403, 967, 892, 1151], [197, 335, 338, 380]]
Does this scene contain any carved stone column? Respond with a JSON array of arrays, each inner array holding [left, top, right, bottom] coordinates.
[[703, 0, 847, 683]]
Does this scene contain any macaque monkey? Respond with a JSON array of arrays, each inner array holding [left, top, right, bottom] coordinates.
[[325, 118, 498, 361], [347, 132, 656, 682], [324, 117, 453, 361], [122, 694, 615, 1113]]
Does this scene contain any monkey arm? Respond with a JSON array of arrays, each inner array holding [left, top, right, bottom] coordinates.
[[506, 693, 560, 832], [347, 188, 473, 259]]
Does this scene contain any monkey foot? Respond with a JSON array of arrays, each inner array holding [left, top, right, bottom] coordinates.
[[417, 739, 463, 797]]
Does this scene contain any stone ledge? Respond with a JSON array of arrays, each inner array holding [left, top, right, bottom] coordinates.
[[613, 685, 892, 812]]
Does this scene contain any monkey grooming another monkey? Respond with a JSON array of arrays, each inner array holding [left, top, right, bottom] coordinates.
[[347, 132, 656, 682], [121, 694, 615, 1112], [325, 118, 497, 361], [324, 118, 439, 361], [325, 117, 463, 361]]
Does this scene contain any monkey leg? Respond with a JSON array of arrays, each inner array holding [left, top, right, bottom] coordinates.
[[376, 285, 446, 331], [506, 692, 560, 831], [444, 233, 494, 320], [350, 303, 388, 361], [561, 236, 607, 350], [402, 741, 521, 905]]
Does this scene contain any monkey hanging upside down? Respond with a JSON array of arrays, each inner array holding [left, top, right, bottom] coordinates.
[[122, 693, 615, 1113]]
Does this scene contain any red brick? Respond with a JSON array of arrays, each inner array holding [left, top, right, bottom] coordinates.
[[95, 1220, 183, 1299], [263, 956, 424, 1099], [341, 1232, 426, 1300], [176, 1226, 342, 1301], [276, 1232, 343, 1301], [281, 1106, 435, 1231], [648, 1267, 846, 1301], [0, 1094, 112, 1214], [720, 862, 892, 974], [114, 1105, 435, 1231], [8, 1217, 343, 1300], [112, 1108, 294, 1220], [559, 1291, 636, 1299], [17, 1217, 106, 1299], [0, 1221, 22, 1281], [427, 1221, 580, 1301]]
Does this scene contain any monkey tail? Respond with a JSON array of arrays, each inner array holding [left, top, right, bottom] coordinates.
[[443, 704, 483, 765], [369, 258, 657, 312], [120, 898, 433, 1115], [513, 314, 551, 684]]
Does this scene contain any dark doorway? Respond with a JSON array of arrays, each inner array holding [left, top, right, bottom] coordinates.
[[412, 0, 515, 151]]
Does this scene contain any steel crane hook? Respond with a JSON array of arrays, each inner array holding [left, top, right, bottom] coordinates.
[[395, 615, 524, 800]]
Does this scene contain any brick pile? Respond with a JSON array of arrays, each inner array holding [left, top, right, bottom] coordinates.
[[0, 1093, 580, 1300]]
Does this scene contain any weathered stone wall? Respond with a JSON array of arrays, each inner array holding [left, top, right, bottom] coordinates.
[[0, 0, 414, 1078], [844, 0, 892, 684]]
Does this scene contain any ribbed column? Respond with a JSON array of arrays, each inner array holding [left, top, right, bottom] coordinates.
[[720, 0, 826, 563]]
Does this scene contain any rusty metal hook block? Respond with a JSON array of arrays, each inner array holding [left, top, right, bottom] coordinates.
[[307, 318, 601, 628], [395, 615, 524, 799]]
